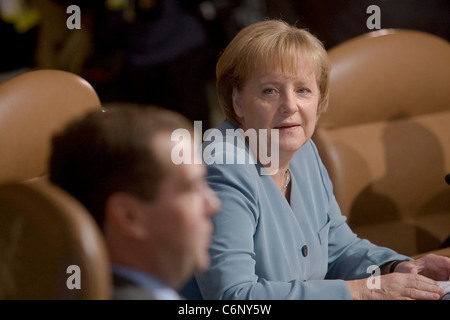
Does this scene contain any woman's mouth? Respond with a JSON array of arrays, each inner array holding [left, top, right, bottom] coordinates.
[[274, 123, 301, 132]]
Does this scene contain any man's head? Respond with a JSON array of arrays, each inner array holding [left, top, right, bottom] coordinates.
[[50, 106, 219, 289]]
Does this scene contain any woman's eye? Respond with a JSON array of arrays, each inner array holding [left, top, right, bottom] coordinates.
[[298, 87, 312, 95], [262, 88, 276, 95]]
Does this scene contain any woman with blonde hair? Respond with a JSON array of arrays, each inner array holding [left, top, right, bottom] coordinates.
[[193, 19, 450, 300]]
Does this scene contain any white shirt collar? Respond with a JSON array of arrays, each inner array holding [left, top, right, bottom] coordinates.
[[112, 264, 181, 300]]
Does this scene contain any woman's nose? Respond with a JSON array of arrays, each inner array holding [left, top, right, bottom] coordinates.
[[279, 91, 298, 114]]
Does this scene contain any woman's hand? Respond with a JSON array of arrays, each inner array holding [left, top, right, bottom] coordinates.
[[346, 273, 444, 300]]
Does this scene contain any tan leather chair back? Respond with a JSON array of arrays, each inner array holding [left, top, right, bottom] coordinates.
[[313, 30, 450, 255], [0, 69, 100, 184], [0, 179, 112, 299]]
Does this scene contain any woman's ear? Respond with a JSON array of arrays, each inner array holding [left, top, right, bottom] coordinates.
[[232, 87, 244, 118], [104, 192, 148, 240]]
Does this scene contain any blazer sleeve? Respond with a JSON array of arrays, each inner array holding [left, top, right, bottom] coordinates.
[[308, 141, 413, 280]]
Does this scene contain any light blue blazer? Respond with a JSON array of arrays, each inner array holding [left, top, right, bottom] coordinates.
[[196, 121, 411, 300]]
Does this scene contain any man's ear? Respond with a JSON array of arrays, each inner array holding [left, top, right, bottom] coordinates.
[[104, 192, 148, 240], [232, 87, 244, 118]]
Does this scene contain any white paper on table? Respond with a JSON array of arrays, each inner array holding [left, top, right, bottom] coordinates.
[[438, 281, 450, 293]]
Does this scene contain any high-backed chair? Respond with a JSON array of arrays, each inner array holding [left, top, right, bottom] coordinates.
[[0, 69, 111, 298], [0, 69, 100, 184], [0, 179, 111, 299], [313, 30, 450, 257]]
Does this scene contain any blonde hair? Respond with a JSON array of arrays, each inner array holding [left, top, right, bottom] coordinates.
[[216, 19, 331, 126]]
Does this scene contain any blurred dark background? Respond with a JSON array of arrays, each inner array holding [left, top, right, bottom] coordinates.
[[1, 0, 449, 129]]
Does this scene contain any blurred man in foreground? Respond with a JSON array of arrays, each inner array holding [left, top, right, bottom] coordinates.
[[49, 106, 220, 299]]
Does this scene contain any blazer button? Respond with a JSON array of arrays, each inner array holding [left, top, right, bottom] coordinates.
[[301, 245, 308, 257]]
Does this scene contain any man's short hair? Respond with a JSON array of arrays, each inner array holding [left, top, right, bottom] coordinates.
[[49, 106, 193, 228]]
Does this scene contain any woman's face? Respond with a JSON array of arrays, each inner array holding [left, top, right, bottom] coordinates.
[[232, 60, 319, 157]]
